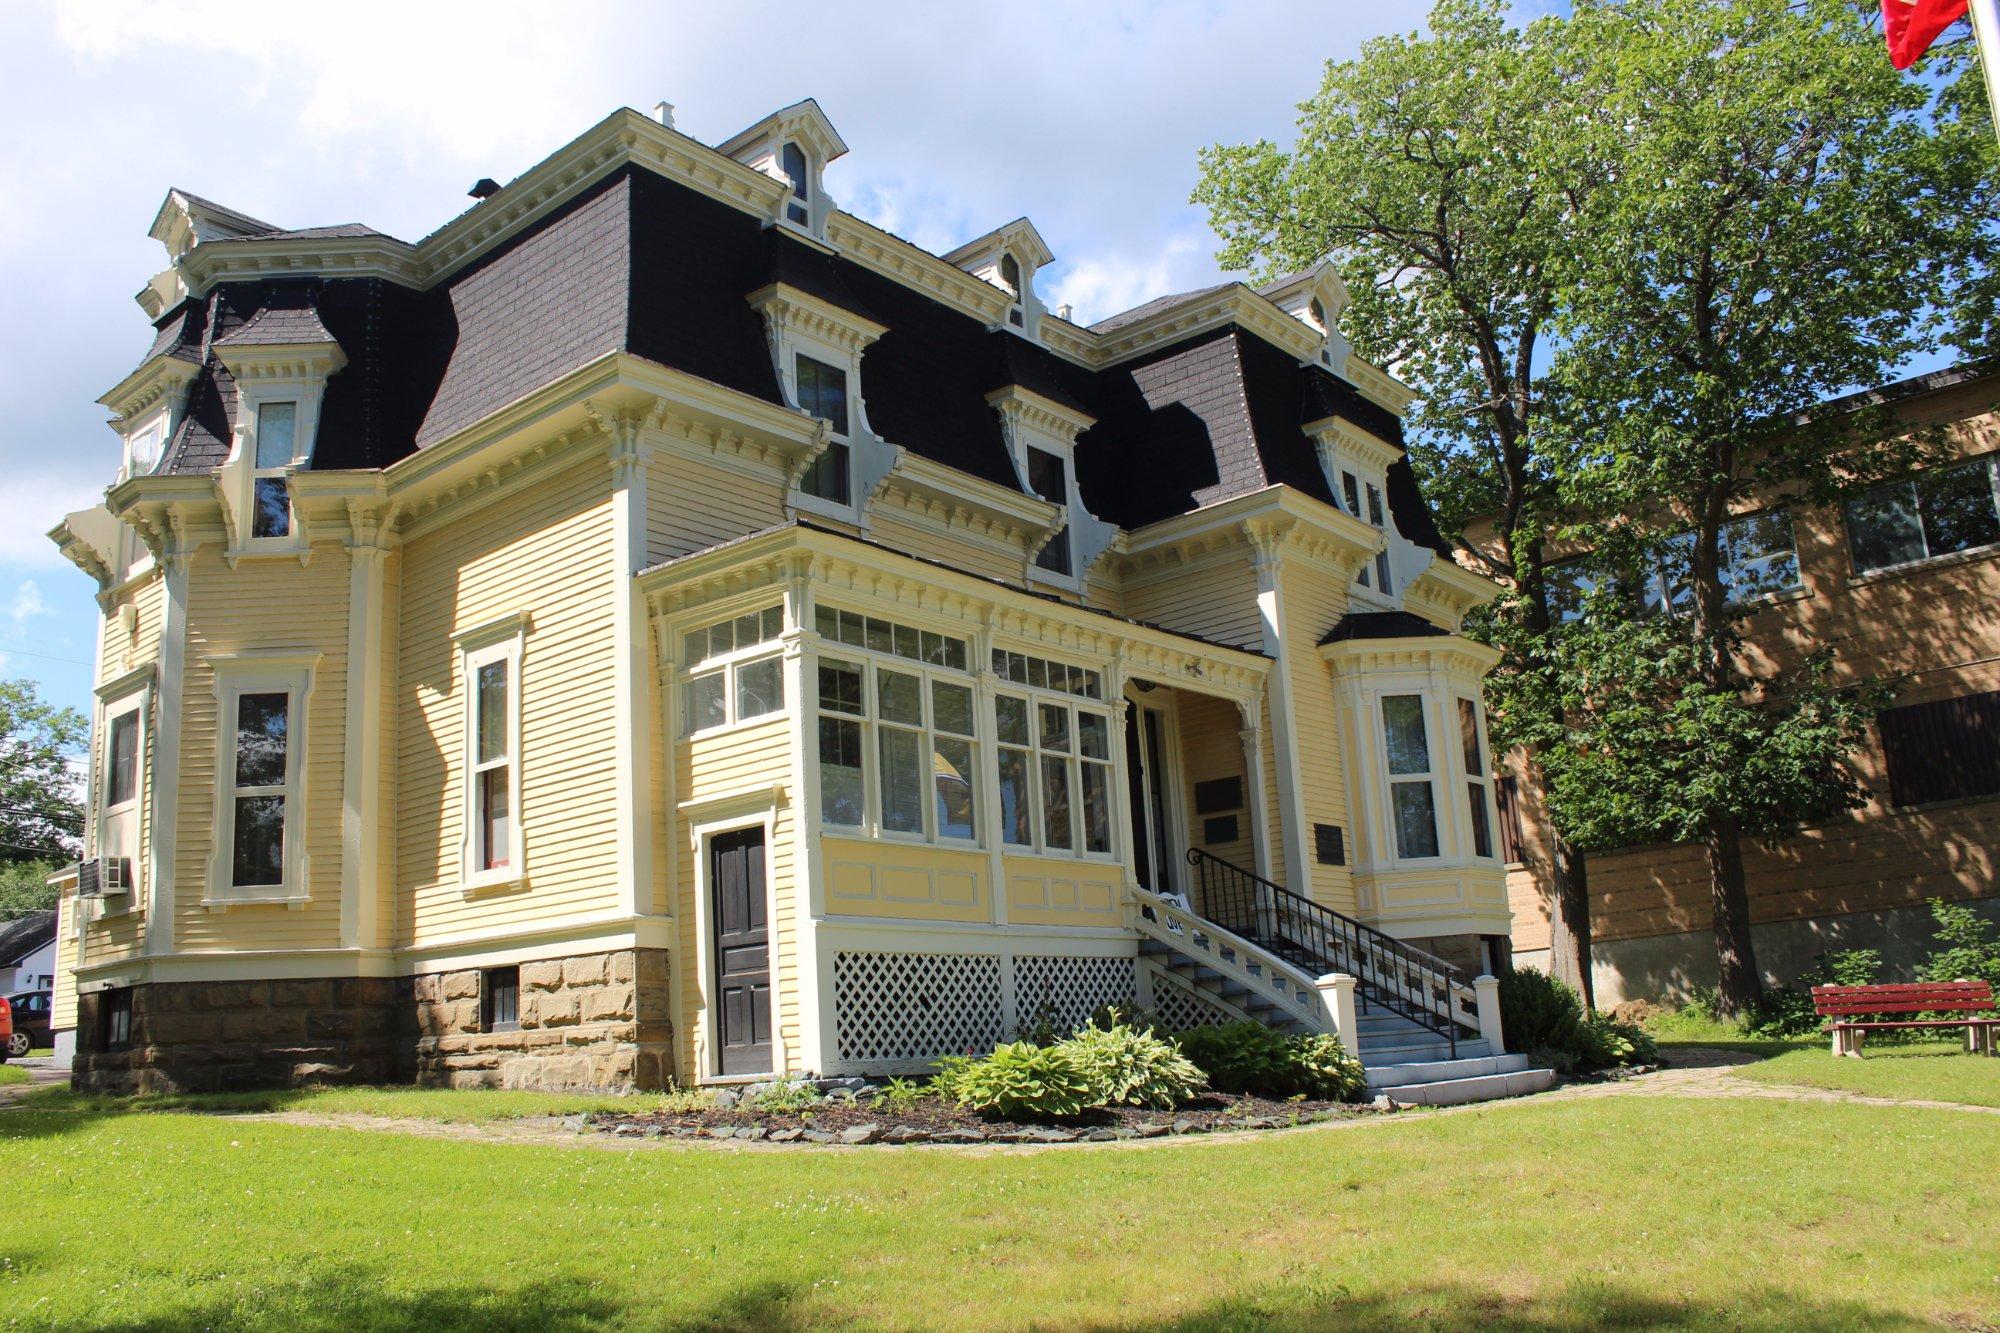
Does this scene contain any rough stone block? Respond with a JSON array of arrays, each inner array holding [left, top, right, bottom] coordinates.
[[520, 960, 565, 992], [562, 954, 609, 988], [271, 979, 333, 1009], [581, 986, 635, 1023], [531, 990, 581, 1028], [441, 970, 481, 1001], [410, 974, 440, 1005], [610, 952, 634, 984]]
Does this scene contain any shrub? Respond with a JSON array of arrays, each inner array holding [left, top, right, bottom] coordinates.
[[1286, 1032, 1367, 1102], [1573, 1014, 1656, 1067], [1058, 1015, 1205, 1109], [1499, 968, 1584, 1052], [944, 1041, 1096, 1121], [1917, 897, 2000, 988], [1173, 1021, 1297, 1096], [928, 1054, 977, 1100], [1171, 1021, 1367, 1102]]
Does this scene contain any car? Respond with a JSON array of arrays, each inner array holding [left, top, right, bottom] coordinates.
[[4, 991, 49, 1059], [0, 993, 11, 1062]]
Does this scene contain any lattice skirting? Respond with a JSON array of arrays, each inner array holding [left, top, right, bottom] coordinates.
[[1142, 965, 1242, 1034], [829, 950, 1139, 1071]]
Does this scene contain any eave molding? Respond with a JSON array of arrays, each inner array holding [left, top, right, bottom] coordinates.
[[746, 282, 890, 353], [1305, 413, 1404, 474], [985, 384, 1096, 445], [1319, 634, 1504, 679], [873, 448, 1059, 546], [214, 342, 348, 383], [97, 355, 201, 426]]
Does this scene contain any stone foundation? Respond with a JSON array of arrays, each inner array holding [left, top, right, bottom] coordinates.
[[73, 977, 400, 1095], [406, 948, 674, 1091], [70, 947, 676, 1095]]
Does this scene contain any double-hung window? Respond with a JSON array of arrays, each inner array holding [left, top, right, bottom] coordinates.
[[1381, 694, 1440, 859], [991, 650, 1114, 857], [796, 355, 851, 506], [1000, 253, 1026, 329], [782, 142, 810, 227], [456, 623, 524, 891], [1346, 472, 1392, 593], [1028, 447, 1071, 575], [227, 691, 292, 890], [250, 401, 298, 539], [1639, 510, 1801, 614], [1845, 456, 2000, 574], [1458, 698, 1496, 860], [814, 611, 978, 845], [682, 605, 786, 736]]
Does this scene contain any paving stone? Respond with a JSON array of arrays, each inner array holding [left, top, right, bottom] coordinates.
[[838, 1123, 883, 1145], [766, 1128, 804, 1143]]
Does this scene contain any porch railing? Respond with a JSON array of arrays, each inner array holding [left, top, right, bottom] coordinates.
[[1184, 848, 1480, 1048]]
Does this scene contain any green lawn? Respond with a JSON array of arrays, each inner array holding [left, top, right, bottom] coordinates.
[[15, 1083, 703, 1124], [0, 1064, 30, 1086], [1735, 1039, 2000, 1107], [1, 1094, 1996, 1328]]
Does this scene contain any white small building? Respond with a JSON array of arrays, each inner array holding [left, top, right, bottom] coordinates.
[[0, 912, 58, 996]]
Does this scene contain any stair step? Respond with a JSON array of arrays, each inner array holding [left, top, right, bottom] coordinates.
[[1364, 1053, 1530, 1089], [1376, 1067, 1555, 1107], [1360, 1038, 1493, 1065]]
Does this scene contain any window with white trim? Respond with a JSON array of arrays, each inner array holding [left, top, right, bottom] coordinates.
[[815, 651, 979, 845], [1000, 253, 1026, 329], [250, 401, 298, 539], [1639, 511, 1801, 615], [124, 414, 165, 481], [459, 629, 524, 889], [796, 355, 851, 506], [1381, 694, 1439, 859], [1027, 447, 1072, 575], [1458, 697, 1496, 860], [682, 605, 786, 735], [992, 655, 1114, 858], [205, 654, 321, 903], [94, 691, 145, 905], [781, 142, 811, 227], [1845, 456, 1999, 574]]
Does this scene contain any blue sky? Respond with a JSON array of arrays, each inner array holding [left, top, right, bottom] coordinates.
[[0, 0, 1435, 720]]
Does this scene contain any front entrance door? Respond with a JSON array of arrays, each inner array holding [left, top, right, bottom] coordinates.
[[1123, 698, 1175, 895], [711, 827, 772, 1075]]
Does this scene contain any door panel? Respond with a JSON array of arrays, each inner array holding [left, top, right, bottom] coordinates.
[[711, 827, 772, 1075]]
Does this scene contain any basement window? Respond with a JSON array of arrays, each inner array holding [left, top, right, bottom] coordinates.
[[101, 987, 133, 1052], [483, 966, 521, 1033]]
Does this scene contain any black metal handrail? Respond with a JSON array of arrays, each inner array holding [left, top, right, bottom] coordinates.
[[1183, 848, 1477, 1047]]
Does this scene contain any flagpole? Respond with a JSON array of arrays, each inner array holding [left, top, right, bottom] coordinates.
[[1970, 0, 2000, 131]]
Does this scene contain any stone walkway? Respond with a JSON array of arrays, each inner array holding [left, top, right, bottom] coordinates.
[[6, 1047, 1995, 1151]]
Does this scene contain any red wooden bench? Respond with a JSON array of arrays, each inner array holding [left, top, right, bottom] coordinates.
[[1811, 981, 1999, 1057]]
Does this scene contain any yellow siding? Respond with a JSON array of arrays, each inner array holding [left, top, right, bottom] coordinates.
[[868, 510, 1025, 586], [1121, 551, 1262, 649], [674, 717, 800, 1074], [51, 891, 77, 1032], [824, 837, 990, 923], [645, 450, 786, 565], [1176, 691, 1256, 877], [1083, 565, 1125, 617], [1003, 853, 1123, 928], [174, 543, 352, 952], [1278, 558, 1359, 913], [396, 458, 620, 946]]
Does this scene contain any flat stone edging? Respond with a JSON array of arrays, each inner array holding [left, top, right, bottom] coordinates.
[[586, 1104, 1375, 1146]]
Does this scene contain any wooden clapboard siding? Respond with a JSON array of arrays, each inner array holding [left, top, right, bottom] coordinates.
[[174, 541, 352, 952], [1120, 550, 1263, 650], [51, 892, 77, 1031], [867, 510, 1024, 585], [1177, 691, 1255, 876], [396, 455, 620, 946], [675, 716, 797, 1075], [645, 450, 786, 565], [1277, 558, 1358, 913]]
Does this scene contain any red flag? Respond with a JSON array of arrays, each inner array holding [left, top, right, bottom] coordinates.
[[1882, 0, 1969, 69]]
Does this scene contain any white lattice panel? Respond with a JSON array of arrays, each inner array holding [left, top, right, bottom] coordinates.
[[1148, 971, 1239, 1034], [1014, 954, 1136, 1039], [832, 951, 1003, 1066]]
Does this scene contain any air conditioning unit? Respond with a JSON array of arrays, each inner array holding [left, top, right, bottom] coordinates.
[[76, 857, 132, 898]]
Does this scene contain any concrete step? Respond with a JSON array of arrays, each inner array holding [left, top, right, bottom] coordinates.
[[1365, 1052, 1530, 1089], [1376, 1066, 1556, 1107], [1359, 1038, 1493, 1066]]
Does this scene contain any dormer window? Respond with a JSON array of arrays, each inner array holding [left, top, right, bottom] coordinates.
[[1001, 254, 1025, 329], [1352, 476, 1392, 594], [126, 416, 165, 480], [796, 354, 851, 505], [251, 401, 298, 539], [1027, 446, 1070, 574], [781, 142, 811, 227]]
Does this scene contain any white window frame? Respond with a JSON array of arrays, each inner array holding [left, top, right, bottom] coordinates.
[[813, 635, 982, 851], [1844, 455, 2000, 576], [204, 651, 319, 907], [792, 352, 857, 517], [121, 409, 167, 484], [89, 667, 154, 919], [679, 603, 787, 739], [990, 655, 1119, 862], [1456, 696, 1500, 862], [455, 614, 528, 896], [1378, 692, 1442, 863], [226, 378, 329, 559]]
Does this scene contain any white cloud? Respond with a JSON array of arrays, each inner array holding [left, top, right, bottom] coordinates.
[[1047, 230, 1218, 328], [8, 580, 51, 625]]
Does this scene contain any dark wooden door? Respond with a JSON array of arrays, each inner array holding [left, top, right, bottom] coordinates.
[[711, 827, 771, 1074]]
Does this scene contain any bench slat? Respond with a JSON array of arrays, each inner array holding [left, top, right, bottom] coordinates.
[[1811, 982, 1994, 1017], [1811, 983, 1992, 997], [1828, 1018, 2000, 1031], [1815, 1000, 1996, 1016]]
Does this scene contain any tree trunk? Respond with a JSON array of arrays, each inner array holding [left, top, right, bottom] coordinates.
[[1546, 829, 1596, 1011], [1705, 816, 1763, 1017]]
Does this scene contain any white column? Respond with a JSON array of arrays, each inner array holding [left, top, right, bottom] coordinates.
[[606, 417, 656, 920], [1236, 695, 1273, 883], [338, 500, 391, 951], [144, 509, 194, 957], [1473, 974, 1504, 1051], [1316, 972, 1358, 1045], [782, 561, 827, 1073], [1248, 524, 1310, 896]]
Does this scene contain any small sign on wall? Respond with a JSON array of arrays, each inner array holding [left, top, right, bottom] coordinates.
[[1314, 823, 1346, 866], [1203, 815, 1239, 844], [1194, 777, 1244, 815]]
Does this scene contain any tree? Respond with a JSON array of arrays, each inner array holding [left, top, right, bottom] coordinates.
[[0, 679, 86, 873], [1547, 0, 1999, 1015], [1193, 0, 1611, 1000]]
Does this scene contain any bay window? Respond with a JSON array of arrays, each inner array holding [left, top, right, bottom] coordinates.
[[205, 652, 315, 903], [472, 659, 512, 872], [1458, 697, 1496, 860], [1381, 694, 1439, 859], [224, 693, 292, 888], [1845, 456, 2000, 574], [682, 604, 786, 735]]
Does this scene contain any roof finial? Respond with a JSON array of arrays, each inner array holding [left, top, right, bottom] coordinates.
[[652, 101, 676, 129]]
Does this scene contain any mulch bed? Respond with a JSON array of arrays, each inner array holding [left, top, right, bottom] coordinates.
[[587, 1091, 1381, 1145]]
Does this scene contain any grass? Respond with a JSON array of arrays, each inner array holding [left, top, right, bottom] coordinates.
[[2, 1092, 1997, 1328], [0, 1065, 29, 1086], [11, 1083, 709, 1124], [1735, 1038, 2000, 1107]]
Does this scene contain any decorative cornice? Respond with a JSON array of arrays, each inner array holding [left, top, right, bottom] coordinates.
[[1319, 634, 1504, 679], [746, 282, 889, 353], [1305, 413, 1404, 476], [985, 384, 1096, 447], [97, 355, 201, 426], [873, 448, 1058, 546], [214, 341, 348, 383], [825, 211, 1016, 331], [1402, 556, 1500, 627]]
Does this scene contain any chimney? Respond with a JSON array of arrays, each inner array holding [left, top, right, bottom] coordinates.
[[652, 101, 676, 129], [1057, 303, 1074, 322], [468, 178, 501, 201]]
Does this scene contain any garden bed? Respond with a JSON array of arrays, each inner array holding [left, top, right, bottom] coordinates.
[[586, 1088, 1379, 1145]]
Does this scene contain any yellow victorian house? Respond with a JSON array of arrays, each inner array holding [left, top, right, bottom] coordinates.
[[48, 99, 1541, 1105]]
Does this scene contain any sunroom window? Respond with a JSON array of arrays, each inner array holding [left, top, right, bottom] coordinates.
[[1845, 456, 1999, 574], [1381, 694, 1439, 859], [992, 653, 1114, 857], [682, 604, 786, 735], [795, 355, 851, 506], [250, 401, 298, 539], [815, 644, 979, 845]]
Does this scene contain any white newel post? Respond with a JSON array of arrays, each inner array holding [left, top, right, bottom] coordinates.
[[1316, 973, 1358, 1045], [1474, 974, 1504, 1051]]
